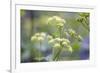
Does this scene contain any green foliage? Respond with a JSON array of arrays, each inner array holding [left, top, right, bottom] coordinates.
[[68, 28, 83, 41], [72, 41, 81, 51], [76, 13, 89, 31]]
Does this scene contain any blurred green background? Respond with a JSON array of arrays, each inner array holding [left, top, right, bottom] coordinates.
[[20, 10, 89, 63]]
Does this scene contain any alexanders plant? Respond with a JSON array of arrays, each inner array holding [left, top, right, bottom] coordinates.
[[31, 16, 83, 61]]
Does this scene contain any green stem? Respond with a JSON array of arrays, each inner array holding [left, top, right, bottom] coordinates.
[[81, 22, 89, 31], [84, 18, 89, 25], [55, 48, 62, 61], [53, 48, 62, 61], [84, 19, 89, 30], [39, 41, 41, 62], [53, 28, 63, 61]]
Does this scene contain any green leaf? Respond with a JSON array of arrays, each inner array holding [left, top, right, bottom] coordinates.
[[72, 41, 81, 51]]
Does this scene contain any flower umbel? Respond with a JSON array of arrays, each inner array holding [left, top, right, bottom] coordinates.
[[48, 37, 72, 52], [47, 16, 66, 25], [68, 29, 83, 41], [47, 16, 66, 29], [31, 32, 46, 42]]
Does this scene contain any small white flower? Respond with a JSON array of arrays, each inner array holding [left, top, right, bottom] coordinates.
[[31, 36, 37, 41], [53, 43, 61, 49], [62, 41, 68, 46], [41, 32, 46, 37], [37, 37, 44, 41], [57, 23, 64, 28], [53, 16, 66, 24], [35, 33, 40, 37], [61, 38, 70, 44], [55, 38, 61, 42]]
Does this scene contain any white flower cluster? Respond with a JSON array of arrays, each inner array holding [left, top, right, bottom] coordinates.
[[31, 32, 46, 42], [47, 16, 66, 29], [48, 37, 73, 53]]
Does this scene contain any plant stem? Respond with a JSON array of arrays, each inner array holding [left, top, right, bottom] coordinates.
[[81, 22, 89, 31], [53, 28, 63, 61], [53, 48, 62, 61], [39, 41, 41, 62], [55, 49, 62, 61]]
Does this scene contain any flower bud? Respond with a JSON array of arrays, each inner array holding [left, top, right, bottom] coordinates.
[[37, 37, 44, 41], [77, 35, 83, 41], [76, 17, 84, 22], [41, 32, 46, 37], [68, 29, 76, 36], [62, 41, 68, 46], [79, 13, 89, 18]]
